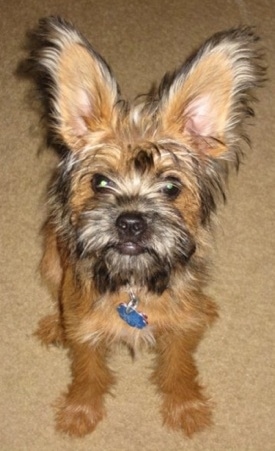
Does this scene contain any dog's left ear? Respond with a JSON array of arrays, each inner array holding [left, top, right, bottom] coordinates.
[[31, 17, 119, 151], [159, 28, 265, 158]]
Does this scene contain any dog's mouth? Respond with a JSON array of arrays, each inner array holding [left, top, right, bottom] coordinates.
[[116, 241, 145, 256]]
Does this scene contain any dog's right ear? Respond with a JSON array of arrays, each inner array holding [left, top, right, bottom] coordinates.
[[29, 17, 119, 151]]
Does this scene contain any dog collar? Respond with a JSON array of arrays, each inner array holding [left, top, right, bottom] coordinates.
[[117, 290, 148, 329]]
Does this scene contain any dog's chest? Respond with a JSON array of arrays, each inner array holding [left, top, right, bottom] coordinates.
[[77, 293, 157, 349], [79, 311, 156, 349]]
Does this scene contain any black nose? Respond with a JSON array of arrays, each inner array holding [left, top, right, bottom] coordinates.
[[116, 212, 147, 237]]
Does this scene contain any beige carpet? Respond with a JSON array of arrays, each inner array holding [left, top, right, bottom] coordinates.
[[1, 1, 275, 450]]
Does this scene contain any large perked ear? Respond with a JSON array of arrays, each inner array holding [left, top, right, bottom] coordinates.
[[159, 28, 265, 159], [30, 17, 119, 151]]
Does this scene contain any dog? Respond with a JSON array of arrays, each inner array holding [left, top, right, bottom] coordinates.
[[26, 17, 265, 437]]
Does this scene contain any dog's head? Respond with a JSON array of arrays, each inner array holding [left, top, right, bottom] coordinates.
[[28, 17, 264, 294]]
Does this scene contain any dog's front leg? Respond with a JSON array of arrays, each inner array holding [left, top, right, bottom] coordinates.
[[54, 267, 115, 436], [152, 328, 212, 437], [55, 340, 115, 437]]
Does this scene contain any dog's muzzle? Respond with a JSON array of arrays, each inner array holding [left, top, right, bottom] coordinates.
[[115, 212, 147, 255]]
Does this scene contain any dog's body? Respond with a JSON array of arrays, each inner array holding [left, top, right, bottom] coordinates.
[[27, 17, 264, 437]]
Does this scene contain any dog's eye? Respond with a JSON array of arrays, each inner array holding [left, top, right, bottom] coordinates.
[[92, 174, 114, 193], [162, 178, 181, 198]]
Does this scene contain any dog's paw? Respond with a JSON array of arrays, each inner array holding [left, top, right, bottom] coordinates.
[[161, 396, 213, 437], [54, 395, 105, 437], [34, 313, 65, 347]]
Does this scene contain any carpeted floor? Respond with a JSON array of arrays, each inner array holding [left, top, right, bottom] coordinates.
[[1, 1, 275, 450]]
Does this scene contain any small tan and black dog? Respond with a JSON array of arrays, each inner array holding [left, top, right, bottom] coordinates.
[[26, 17, 264, 437]]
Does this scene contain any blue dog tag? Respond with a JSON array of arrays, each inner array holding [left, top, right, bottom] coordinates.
[[117, 303, 148, 329]]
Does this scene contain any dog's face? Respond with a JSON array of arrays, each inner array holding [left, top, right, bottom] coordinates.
[[70, 141, 200, 294], [31, 19, 264, 295]]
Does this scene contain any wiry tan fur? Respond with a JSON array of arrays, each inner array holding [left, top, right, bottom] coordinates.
[[25, 17, 265, 437]]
